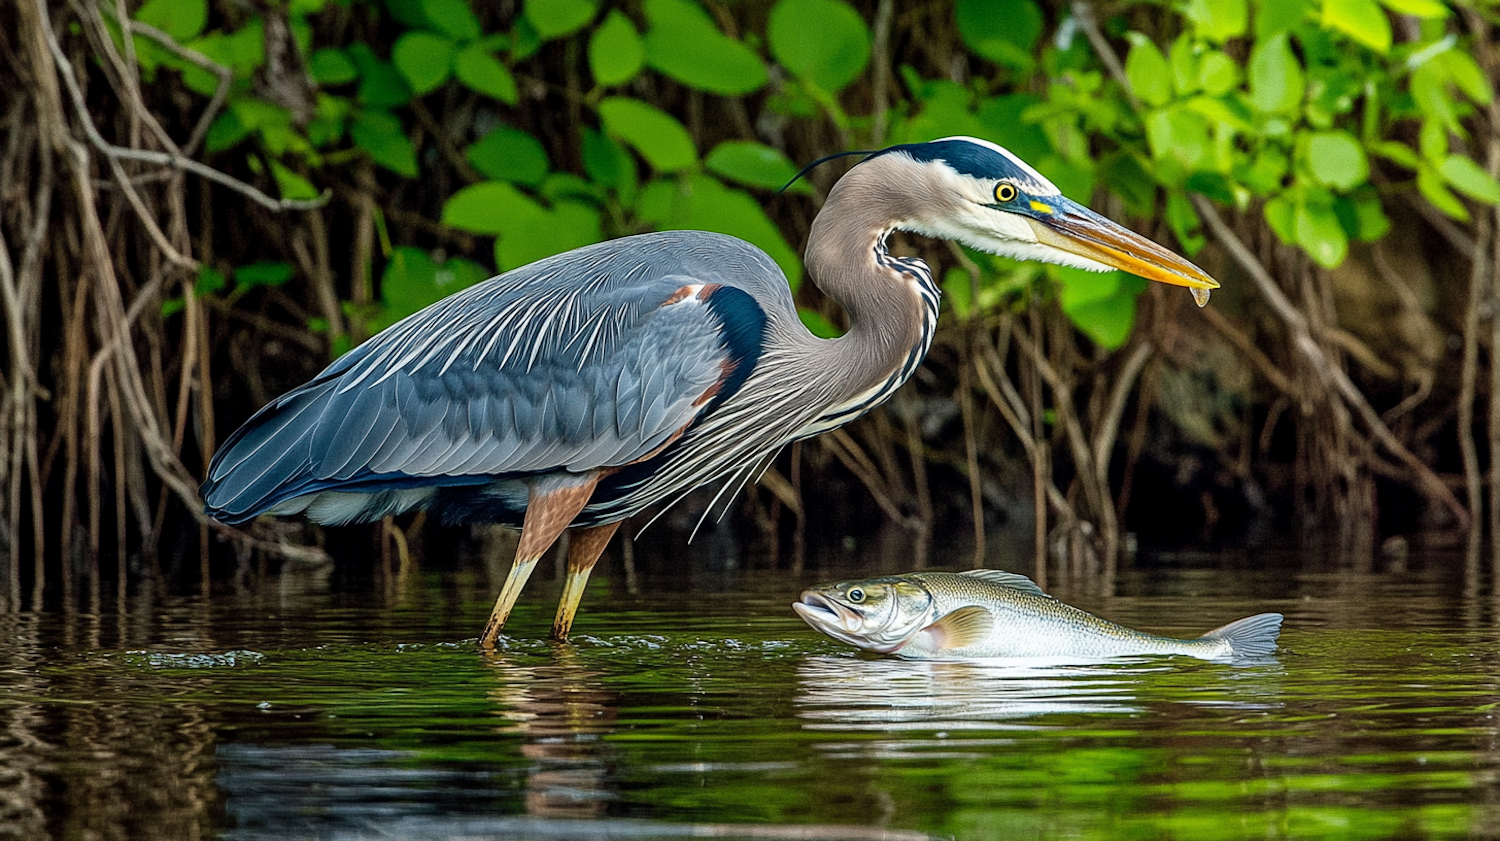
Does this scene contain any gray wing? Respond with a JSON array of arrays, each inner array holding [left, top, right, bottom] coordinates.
[[203, 232, 785, 521]]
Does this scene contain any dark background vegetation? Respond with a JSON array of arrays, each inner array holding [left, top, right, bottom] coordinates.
[[3, 0, 1499, 602]]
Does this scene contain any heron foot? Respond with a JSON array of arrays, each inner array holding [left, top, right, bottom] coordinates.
[[480, 558, 538, 648], [550, 522, 621, 640]]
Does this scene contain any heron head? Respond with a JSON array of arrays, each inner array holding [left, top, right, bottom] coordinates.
[[863, 136, 1219, 305]]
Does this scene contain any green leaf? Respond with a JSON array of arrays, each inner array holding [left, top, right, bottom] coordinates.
[[135, 0, 207, 41], [495, 200, 603, 271], [1304, 130, 1368, 190], [1168, 34, 1199, 98], [636, 174, 801, 288], [1056, 268, 1145, 350], [307, 93, 351, 147], [349, 44, 413, 108], [1410, 58, 1459, 132], [1346, 190, 1391, 241], [1125, 36, 1172, 107], [1184, 0, 1247, 42], [270, 161, 320, 201], [798, 307, 843, 339], [705, 141, 809, 193], [204, 111, 252, 153], [976, 94, 1052, 162], [642, 0, 768, 95], [454, 45, 518, 103], [467, 127, 550, 186], [420, 0, 482, 41], [310, 48, 358, 85], [443, 182, 537, 235], [598, 97, 697, 172], [351, 110, 418, 177], [186, 20, 266, 76], [1439, 50, 1493, 105], [1418, 167, 1469, 220], [1295, 198, 1348, 267], [378, 247, 436, 322], [589, 10, 645, 86], [1418, 117, 1447, 165], [524, 0, 599, 40], [1440, 154, 1500, 204], [581, 128, 638, 198], [541, 172, 603, 205], [1198, 51, 1240, 96], [1165, 191, 1206, 255], [196, 265, 227, 295], [1248, 32, 1304, 114], [1367, 141, 1417, 170], [1264, 193, 1296, 243], [1321, 0, 1391, 52], [768, 0, 871, 92], [392, 31, 456, 95], [1242, 148, 1290, 195], [377, 247, 488, 329], [955, 0, 1042, 68], [234, 261, 294, 289], [1144, 106, 1212, 173], [1255, 0, 1312, 38], [1378, 0, 1447, 18]]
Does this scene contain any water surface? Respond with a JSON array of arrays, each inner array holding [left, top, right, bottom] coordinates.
[[1, 545, 1497, 840]]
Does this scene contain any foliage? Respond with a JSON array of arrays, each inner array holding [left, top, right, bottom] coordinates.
[[130, 0, 1500, 352], [12, 0, 1499, 580]]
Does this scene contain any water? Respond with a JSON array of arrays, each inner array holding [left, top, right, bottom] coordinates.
[[2, 545, 1498, 840]]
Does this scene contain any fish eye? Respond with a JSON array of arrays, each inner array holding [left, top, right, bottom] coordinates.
[[847, 587, 865, 603], [995, 183, 1018, 203]]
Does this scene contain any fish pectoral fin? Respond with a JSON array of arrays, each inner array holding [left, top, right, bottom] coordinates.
[[957, 568, 1050, 598], [920, 606, 995, 651]]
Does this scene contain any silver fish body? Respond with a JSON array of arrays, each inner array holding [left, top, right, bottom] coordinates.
[[792, 569, 1282, 661]]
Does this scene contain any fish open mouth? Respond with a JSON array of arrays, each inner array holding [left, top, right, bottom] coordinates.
[[791, 591, 846, 629], [792, 591, 901, 653]]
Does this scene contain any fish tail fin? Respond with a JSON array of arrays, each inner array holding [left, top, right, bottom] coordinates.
[[1199, 613, 1284, 658]]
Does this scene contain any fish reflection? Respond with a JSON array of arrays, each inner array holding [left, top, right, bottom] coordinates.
[[795, 653, 1287, 760], [797, 654, 1146, 729], [484, 649, 617, 818]]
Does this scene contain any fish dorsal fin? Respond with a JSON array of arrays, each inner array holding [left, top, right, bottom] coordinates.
[[920, 606, 995, 650], [958, 568, 1049, 597]]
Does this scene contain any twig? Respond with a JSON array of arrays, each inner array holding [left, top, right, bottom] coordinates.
[[1092, 340, 1153, 484], [824, 428, 907, 526], [1194, 195, 1469, 528], [1010, 313, 1115, 552], [1071, 2, 1136, 106], [869, 0, 895, 145], [121, 19, 233, 156], [35, 0, 328, 213]]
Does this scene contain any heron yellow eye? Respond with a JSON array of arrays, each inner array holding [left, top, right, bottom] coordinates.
[[848, 588, 865, 603], [995, 183, 1018, 203]]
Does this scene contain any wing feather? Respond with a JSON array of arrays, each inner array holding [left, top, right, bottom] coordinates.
[[202, 232, 783, 522]]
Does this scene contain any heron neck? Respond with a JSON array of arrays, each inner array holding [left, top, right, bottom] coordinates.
[[804, 165, 937, 399]]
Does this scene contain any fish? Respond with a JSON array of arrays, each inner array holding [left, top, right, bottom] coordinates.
[[792, 569, 1283, 662]]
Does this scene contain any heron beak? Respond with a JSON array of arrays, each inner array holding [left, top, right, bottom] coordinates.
[[1025, 197, 1219, 307]]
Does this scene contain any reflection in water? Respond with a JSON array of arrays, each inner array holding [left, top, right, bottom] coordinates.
[[485, 649, 618, 819], [797, 655, 1146, 731], [0, 550, 1495, 840]]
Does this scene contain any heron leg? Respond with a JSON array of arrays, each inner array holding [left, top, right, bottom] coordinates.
[[480, 476, 598, 648], [551, 521, 622, 640]]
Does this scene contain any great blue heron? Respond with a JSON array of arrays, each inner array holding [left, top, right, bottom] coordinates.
[[202, 136, 1216, 645]]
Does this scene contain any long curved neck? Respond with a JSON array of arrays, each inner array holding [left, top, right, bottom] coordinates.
[[804, 158, 940, 401]]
